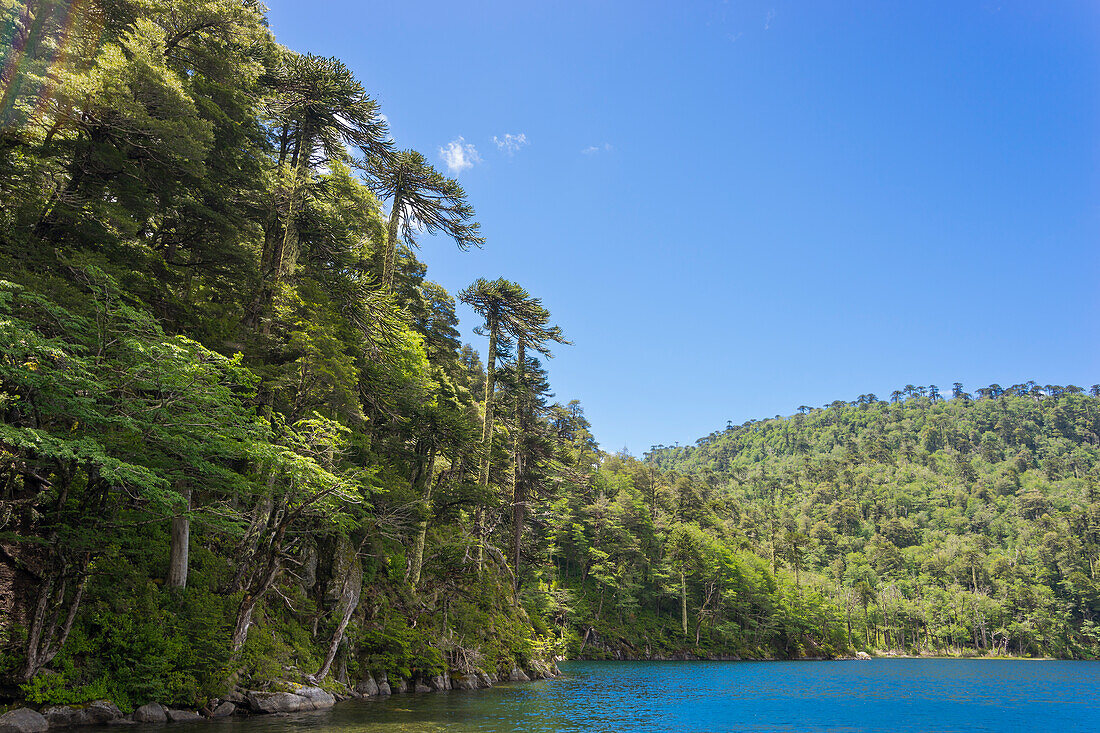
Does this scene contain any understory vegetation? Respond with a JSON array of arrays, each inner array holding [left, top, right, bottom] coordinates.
[[0, 0, 1095, 716]]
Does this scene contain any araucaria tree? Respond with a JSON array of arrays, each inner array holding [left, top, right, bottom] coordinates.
[[459, 278, 566, 572], [371, 150, 484, 290], [253, 52, 393, 329]]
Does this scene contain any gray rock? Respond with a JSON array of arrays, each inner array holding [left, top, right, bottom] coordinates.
[[392, 678, 408, 694], [507, 667, 530, 682], [246, 691, 306, 714], [355, 675, 379, 696], [211, 702, 235, 719], [476, 671, 493, 688], [165, 710, 204, 723], [40, 706, 79, 728], [376, 681, 391, 696], [538, 659, 560, 678], [0, 708, 47, 733], [86, 700, 123, 724], [132, 704, 167, 724], [413, 683, 431, 693], [429, 674, 448, 692], [89, 695, 123, 717], [293, 686, 335, 710], [450, 673, 478, 691], [43, 700, 122, 727]]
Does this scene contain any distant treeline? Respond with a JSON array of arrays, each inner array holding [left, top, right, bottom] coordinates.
[[646, 386, 1100, 657]]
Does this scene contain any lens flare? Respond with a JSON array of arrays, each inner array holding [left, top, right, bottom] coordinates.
[[1, 0, 101, 132]]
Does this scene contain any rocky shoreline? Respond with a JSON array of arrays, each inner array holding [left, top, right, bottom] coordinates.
[[0, 661, 562, 732]]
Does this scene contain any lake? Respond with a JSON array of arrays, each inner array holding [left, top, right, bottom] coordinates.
[[152, 660, 1100, 732]]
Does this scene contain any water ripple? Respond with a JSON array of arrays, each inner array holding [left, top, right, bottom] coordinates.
[[129, 660, 1100, 733]]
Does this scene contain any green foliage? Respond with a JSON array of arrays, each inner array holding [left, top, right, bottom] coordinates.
[[648, 388, 1100, 658], [3, 0, 1095, 720], [355, 618, 444, 681], [20, 541, 236, 710]]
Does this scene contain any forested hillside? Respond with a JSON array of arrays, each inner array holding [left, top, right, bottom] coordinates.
[[646, 385, 1100, 658], [0, 0, 845, 714]]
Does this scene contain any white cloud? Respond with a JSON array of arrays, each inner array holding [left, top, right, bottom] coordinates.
[[439, 137, 481, 174], [764, 9, 775, 30], [582, 142, 613, 155], [493, 132, 529, 155]]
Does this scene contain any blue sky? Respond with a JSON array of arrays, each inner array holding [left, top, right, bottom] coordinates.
[[264, 0, 1100, 454]]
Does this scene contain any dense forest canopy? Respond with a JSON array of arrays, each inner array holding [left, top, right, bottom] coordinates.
[[647, 384, 1100, 657], [0, 0, 1096, 716]]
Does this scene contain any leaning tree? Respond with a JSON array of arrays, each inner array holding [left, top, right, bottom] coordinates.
[[370, 150, 484, 291]]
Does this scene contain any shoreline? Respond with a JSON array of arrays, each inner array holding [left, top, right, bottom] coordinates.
[[0, 662, 563, 731], [1, 654, 1080, 731], [573, 651, 1065, 663]]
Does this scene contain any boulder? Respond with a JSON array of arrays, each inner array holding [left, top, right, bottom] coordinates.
[[246, 691, 306, 714], [83, 699, 123, 721], [475, 671, 493, 689], [507, 667, 530, 682], [165, 710, 204, 723], [413, 683, 431, 693], [450, 673, 478, 691], [293, 686, 335, 710], [43, 700, 122, 727], [429, 674, 448, 692], [355, 676, 379, 696], [242, 686, 335, 714], [527, 660, 555, 679], [0, 708, 47, 733], [376, 681, 391, 696], [855, 651, 872, 660], [211, 702, 236, 719], [132, 704, 167, 724], [40, 706, 79, 728], [392, 678, 408, 694]]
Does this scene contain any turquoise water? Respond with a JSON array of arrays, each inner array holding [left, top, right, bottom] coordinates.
[[155, 660, 1100, 732]]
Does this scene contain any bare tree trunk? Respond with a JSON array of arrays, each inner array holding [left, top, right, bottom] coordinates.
[[680, 569, 688, 638], [167, 486, 192, 589], [511, 339, 526, 589], [231, 520, 287, 653], [231, 557, 280, 653], [21, 571, 86, 681], [476, 314, 498, 572], [226, 493, 274, 594], [21, 575, 53, 681], [316, 551, 362, 681], [382, 194, 403, 290], [408, 449, 437, 588]]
